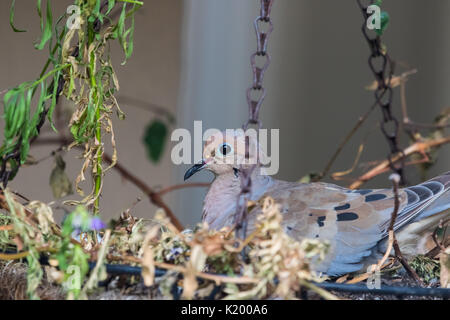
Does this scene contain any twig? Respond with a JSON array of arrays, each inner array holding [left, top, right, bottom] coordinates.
[[431, 218, 449, 253], [376, 232, 395, 272], [345, 259, 395, 284], [319, 101, 378, 180], [225, 224, 263, 253], [0, 192, 39, 228], [347, 174, 424, 286], [81, 229, 111, 294], [404, 120, 450, 130], [331, 142, 365, 180], [157, 183, 210, 196], [108, 254, 258, 285], [0, 192, 85, 250], [117, 95, 175, 123], [32, 137, 185, 231], [352, 155, 432, 182], [388, 174, 425, 286], [399, 70, 450, 131], [349, 136, 450, 189], [0, 225, 14, 231], [0, 247, 58, 260], [102, 153, 184, 231], [10, 191, 31, 202]]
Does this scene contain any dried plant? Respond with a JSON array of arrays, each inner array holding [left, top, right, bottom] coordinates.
[[130, 198, 332, 300], [2, 0, 142, 214]]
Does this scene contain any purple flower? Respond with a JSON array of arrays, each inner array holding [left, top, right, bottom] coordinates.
[[90, 217, 106, 231]]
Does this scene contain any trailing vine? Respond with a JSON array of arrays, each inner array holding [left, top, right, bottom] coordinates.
[[2, 0, 142, 214]]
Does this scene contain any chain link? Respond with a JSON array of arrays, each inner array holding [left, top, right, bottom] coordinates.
[[357, 0, 406, 185], [234, 0, 275, 238]]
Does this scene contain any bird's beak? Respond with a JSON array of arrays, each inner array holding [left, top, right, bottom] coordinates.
[[184, 160, 207, 181]]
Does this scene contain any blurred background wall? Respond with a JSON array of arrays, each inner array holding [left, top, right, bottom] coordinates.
[[0, 0, 449, 228]]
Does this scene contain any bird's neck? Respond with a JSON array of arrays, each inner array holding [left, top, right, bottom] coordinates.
[[203, 170, 274, 230]]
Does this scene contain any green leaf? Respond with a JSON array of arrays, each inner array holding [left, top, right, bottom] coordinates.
[[107, 0, 116, 15], [115, 3, 138, 64], [92, 0, 102, 21], [28, 82, 46, 137], [46, 70, 61, 131], [123, 11, 135, 61], [117, 4, 127, 55], [3, 88, 20, 141], [10, 0, 27, 32], [35, 0, 53, 50], [67, 65, 75, 98], [19, 88, 33, 163], [375, 11, 389, 36], [143, 120, 168, 163]]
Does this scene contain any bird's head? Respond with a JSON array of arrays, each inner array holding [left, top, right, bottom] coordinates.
[[184, 130, 265, 180]]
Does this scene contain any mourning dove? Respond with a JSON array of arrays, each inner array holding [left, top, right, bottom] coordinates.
[[184, 130, 450, 276]]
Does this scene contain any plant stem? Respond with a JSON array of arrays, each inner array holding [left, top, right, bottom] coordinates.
[[94, 107, 102, 215], [89, 48, 102, 215], [27, 64, 71, 91], [39, 29, 67, 79], [118, 0, 143, 4], [349, 135, 450, 189]]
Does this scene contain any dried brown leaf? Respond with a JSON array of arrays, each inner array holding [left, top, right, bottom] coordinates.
[[182, 245, 207, 299], [141, 226, 159, 286]]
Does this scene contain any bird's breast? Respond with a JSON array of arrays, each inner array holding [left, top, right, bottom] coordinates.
[[202, 174, 274, 230]]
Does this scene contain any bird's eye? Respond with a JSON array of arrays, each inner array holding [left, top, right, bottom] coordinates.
[[217, 143, 232, 156]]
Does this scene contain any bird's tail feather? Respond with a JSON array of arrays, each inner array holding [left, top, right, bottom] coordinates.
[[410, 171, 450, 222]]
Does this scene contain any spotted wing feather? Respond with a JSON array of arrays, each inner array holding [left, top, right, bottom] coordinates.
[[248, 172, 450, 276]]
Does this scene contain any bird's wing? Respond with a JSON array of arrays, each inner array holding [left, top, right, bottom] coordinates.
[[249, 172, 450, 276], [406, 171, 450, 223], [255, 182, 407, 275]]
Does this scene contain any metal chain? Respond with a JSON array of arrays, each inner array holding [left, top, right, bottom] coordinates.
[[234, 0, 275, 239], [357, 0, 406, 185]]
